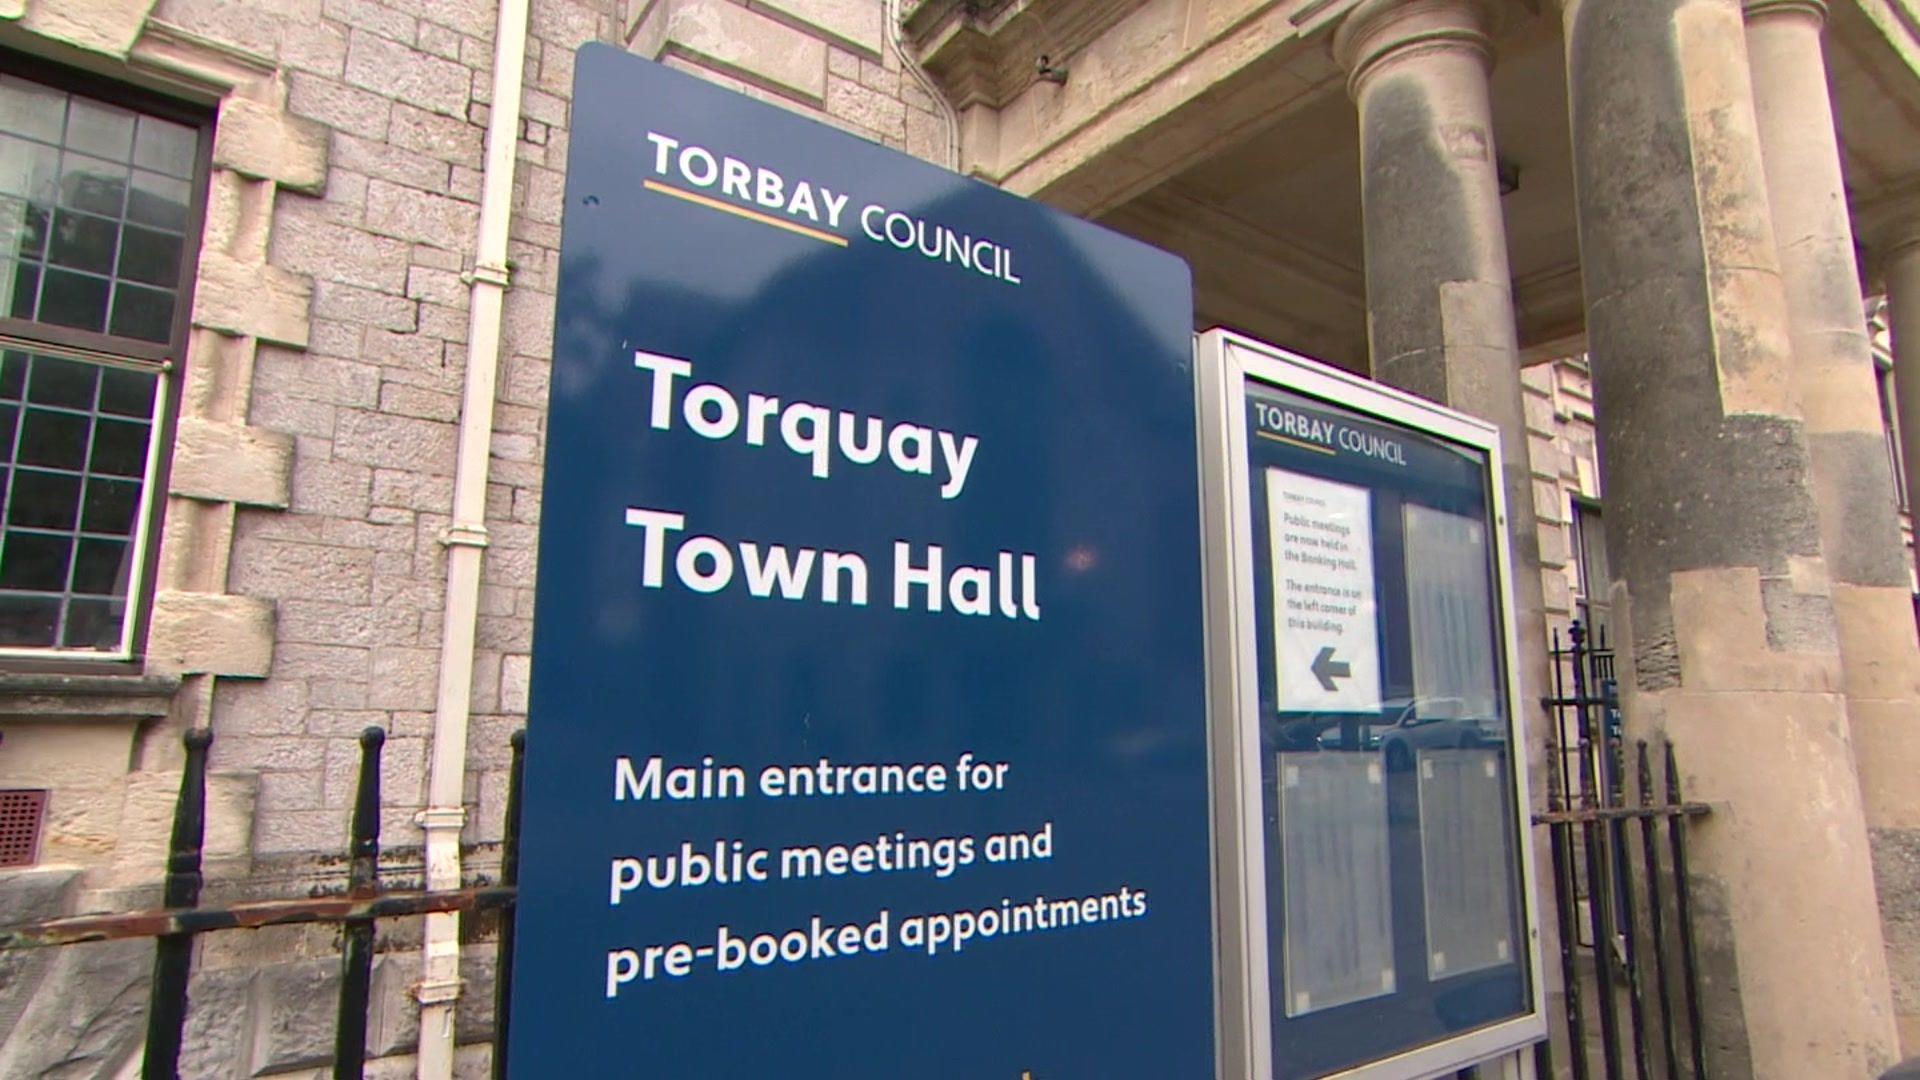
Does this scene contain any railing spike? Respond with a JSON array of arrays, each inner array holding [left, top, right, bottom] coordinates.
[[142, 727, 213, 1080], [492, 729, 527, 1080], [333, 727, 385, 1080]]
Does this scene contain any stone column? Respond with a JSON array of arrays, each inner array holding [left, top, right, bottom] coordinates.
[[1333, 7, 1558, 1065], [1882, 223, 1920, 1051], [1332, 0, 1552, 755], [1563, 1, 1898, 1075], [1746, 0, 1920, 1052]]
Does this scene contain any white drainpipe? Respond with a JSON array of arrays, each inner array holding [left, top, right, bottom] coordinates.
[[411, 9, 936, 1074], [415, 0, 529, 1072], [888, 0, 958, 171]]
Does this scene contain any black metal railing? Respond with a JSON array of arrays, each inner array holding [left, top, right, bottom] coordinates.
[[0, 726, 525, 1080], [1537, 622, 1711, 1080], [0, 630, 1714, 1079]]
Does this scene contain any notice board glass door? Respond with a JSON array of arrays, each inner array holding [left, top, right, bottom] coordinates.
[[1197, 330, 1546, 1080]]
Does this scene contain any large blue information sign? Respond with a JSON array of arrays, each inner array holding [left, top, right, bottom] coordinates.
[[505, 46, 1214, 1078]]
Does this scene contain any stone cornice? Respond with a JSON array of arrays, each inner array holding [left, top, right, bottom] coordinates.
[[903, 0, 1159, 109], [1291, 0, 1358, 38], [1132, 182, 1367, 300], [1512, 260, 1589, 348]]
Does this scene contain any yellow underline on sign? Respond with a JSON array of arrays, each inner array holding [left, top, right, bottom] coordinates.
[[642, 179, 849, 247], [1257, 429, 1336, 455]]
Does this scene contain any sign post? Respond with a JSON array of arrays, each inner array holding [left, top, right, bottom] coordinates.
[[1197, 330, 1546, 1080], [505, 46, 1216, 1078]]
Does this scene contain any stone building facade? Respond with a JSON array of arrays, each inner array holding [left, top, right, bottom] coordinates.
[[0, 0, 1918, 1077]]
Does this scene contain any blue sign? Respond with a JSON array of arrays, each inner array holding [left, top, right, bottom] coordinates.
[[505, 46, 1213, 1078]]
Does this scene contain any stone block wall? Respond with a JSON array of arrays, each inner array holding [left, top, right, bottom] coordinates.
[[1521, 357, 1601, 640], [628, 0, 952, 162], [192, 0, 607, 864], [196, 0, 954, 879]]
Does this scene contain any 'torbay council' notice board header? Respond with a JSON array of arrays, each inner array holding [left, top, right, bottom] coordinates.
[[505, 46, 1215, 1077]]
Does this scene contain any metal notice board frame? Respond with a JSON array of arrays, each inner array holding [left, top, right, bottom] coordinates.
[[1196, 329, 1547, 1080]]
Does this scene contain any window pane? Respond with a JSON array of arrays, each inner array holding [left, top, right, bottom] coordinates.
[[0, 353, 24, 399], [98, 368, 154, 417], [70, 537, 127, 595], [62, 596, 119, 648], [1575, 504, 1612, 600], [108, 282, 174, 343], [46, 208, 117, 275], [116, 223, 179, 288], [0, 405, 14, 450], [7, 469, 80, 529], [17, 408, 88, 469], [132, 116, 196, 179], [65, 99, 135, 162], [6, 200, 52, 260], [90, 416, 149, 476], [35, 267, 108, 332], [0, 133, 57, 287], [0, 76, 65, 144], [0, 529, 72, 591], [25, 354, 99, 409], [0, 594, 59, 646], [0, 134, 59, 202], [57, 153, 127, 218], [127, 170, 188, 232], [80, 476, 138, 535], [5, 262, 38, 320]]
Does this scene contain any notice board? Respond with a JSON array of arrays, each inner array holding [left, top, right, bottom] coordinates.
[[1196, 330, 1546, 1080], [504, 46, 1214, 1078]]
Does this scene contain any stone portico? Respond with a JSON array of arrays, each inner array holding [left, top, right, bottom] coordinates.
[[901, 0, 1920, 1073]]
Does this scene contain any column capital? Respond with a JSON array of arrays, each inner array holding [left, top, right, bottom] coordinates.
[[1332, 0, 1495, 101], [1742, 0, 1829, 26]]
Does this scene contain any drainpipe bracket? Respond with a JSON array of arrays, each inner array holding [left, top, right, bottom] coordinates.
[[413, 975, 465, 1007], [440, 522, 490, 549], [416, 806, 468, 833], [464, 261, 512, 289]]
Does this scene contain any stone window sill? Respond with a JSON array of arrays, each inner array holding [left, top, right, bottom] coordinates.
[[0, 673, 181, 721]]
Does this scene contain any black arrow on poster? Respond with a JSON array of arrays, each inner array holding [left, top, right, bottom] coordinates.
[[1310, 646, 1352, 692]]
